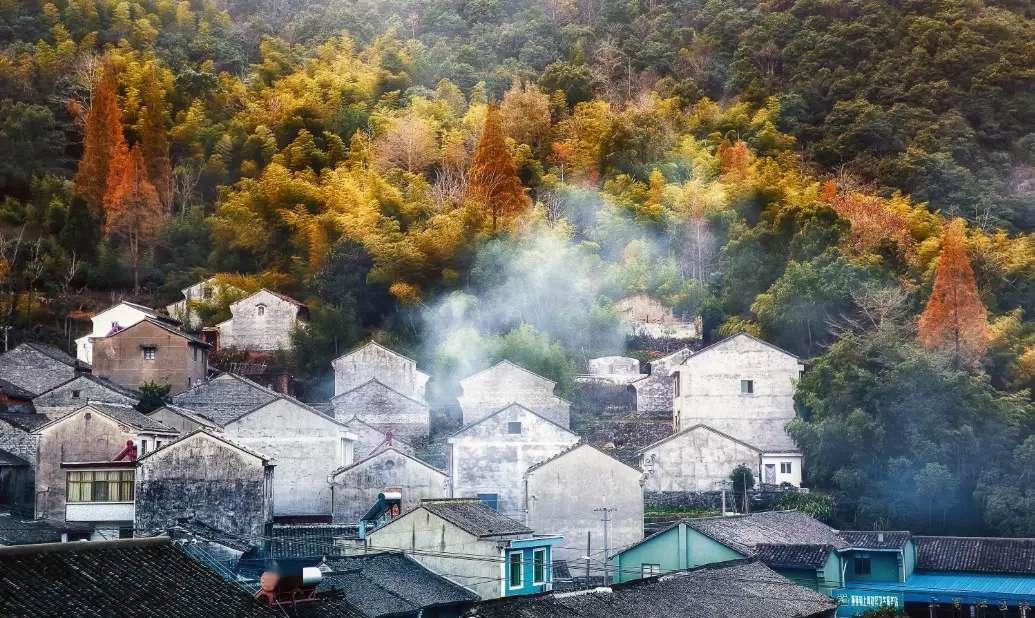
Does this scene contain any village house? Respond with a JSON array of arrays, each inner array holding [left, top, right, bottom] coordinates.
[[523, 443, 644, 579], [0, 379, 35, 413], [613, 294, 702, 341], [167, 373, 356, 517], [365, 498, 563, 600], [457, 361, 572, 428], [449, 403, 579, 522], [74, 301, 179, 365], [31, 374, 139, 419], [328, 445, 448, 524], [0, 450, 33, 515], [165, 276, 242, 331], [0, 413, 48, 472], [90, 317, 210, 394], [32, 402, 178, 538], [215, 288, 307, 352], [135, 429, 274, 539], [632, 347, 690, 413], [639, 423, 802, 492], [0, 343, 83, 398], [330, 342, 431, 442], [464, 560, 837, 618], [339, 415, 415, 460]]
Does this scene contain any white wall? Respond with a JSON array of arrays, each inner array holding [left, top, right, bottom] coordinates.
[[641, 426, 761, 492], [75, 304, 152, 363], [332, 343, 429, 401], [218, 289, 301, 352], [759, 454, 803, 487], [458, 362, 571, 428]]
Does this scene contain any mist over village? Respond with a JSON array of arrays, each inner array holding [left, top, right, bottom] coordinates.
[[0, 1, 1033, 616]]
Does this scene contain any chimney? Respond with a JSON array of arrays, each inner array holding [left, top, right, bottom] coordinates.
[[113, 440, 138, 461]]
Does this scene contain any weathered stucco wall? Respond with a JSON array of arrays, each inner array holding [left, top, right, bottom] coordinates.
[[75, 303, 152, 364], [32, 377, 136, 419], [449, 404, 578, 522], [525, 445, 643, 576], [330, 448, 447, 523], [331, 380, 430, 443], [218, 290, 301, 352], [340, 418, 413, 460], [640, 426, 760, 492], [223, 399, 353, 516], [135, 432, 272, 537], [35, 408, 138, 522], [332, 343, 428, 401], [90, 320, 207, 394], [633, 348, 690, 414], [367, 507, 501, 599], [458, 362, 571, 428]]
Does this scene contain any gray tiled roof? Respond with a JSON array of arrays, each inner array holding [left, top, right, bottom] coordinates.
[[463, 560, 837, 618], [170, 374, 279, 426], [686, 511, 846, 556], [324, 552, 479, 617], [258, 524, 359, 560], [839, 531, 911, 550], [22, 342, 78, 367], [0, 537, 282, 616], [0, 448, 29, 466], [0, 378, 35, 400], [914, 536, 1035, 575], [0, 412, 51, 432], [0, 343, 80, 396], [420, 499, 531, 538], [0, 512, 62, 545], [83, 402, 179, 434], [754, 544, 832, 569]]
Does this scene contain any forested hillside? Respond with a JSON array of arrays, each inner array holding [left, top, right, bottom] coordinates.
[[0, 0, 1033, 535]]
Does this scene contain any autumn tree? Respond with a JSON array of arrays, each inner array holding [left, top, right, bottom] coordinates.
[[917, 218, 988, 367], [374, 114, 438, 172], [74, 60, 125, 214], [468, 103, 529, 231], [104, 143, 164, 292], [138, 65, 173, 209], [499, 82, 551, 148]]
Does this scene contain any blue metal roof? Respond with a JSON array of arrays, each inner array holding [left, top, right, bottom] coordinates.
[[837, 572, 1035, 604]]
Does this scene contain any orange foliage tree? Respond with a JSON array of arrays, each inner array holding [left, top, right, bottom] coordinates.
[[74, 61, 126, 215], [104, 143, 165, 292], [828, 190, 916, 262], [138, 65, 173, 209], [469, 103, 529, 232], [917, 218, 988, 367]]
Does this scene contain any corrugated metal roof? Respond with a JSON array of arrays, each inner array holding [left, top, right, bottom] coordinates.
[[838, 572, 1035, 602]]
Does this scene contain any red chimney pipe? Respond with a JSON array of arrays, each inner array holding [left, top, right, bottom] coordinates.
[[113, 440, 137, 461], [386, 431, 393, 446]]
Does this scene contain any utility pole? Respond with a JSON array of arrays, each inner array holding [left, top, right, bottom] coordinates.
[[2, 325, 11, 352], [585, 531, 591, 581], [594, 507, 617, 584]]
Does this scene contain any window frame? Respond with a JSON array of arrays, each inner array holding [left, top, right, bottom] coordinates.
[[507, 421, 522, 434], [142, 346, 157, 361], [854, 555, 872, 576], [780, 462, 792, 474], [508, 551, 523, 589], [532, 548, 546, 584], [66, 469, 135, 503], [642, 563, 662, 578], [740, 379, 754, 394], [256, 303, 266, 317]]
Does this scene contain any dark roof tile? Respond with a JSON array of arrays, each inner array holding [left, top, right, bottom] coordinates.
[[754, 544, 832, 569], [0, 412, 51, 431], [839, 531, 911, 550], [0, 513, 62, 545], [914, 536, 1035, 575], [419, 499, 531, 538], [686, 511, 845, 556]]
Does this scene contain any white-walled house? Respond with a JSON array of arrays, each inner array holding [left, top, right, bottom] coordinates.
[[457, 361, 572, 428], [165, 277, 242, 330], [166, 373, 356, 516], [215, 289, 307, 352], [448, 403, 579, 522], [74, 301, 174, 364], [332, 342, 429, 402]]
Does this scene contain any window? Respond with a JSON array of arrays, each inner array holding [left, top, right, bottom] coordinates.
[[66, 470, 134, 503], [780, 462, 792, 474], [477, 493, 499, 512], [641, 563, 662, 578], [508, 551, 523, 588], [507, 421, 522, 434], [673, 374, 680, 397], [854, 556, 871, 576], [71, 390, 81, 398], [533, 548, 546, 584], [156, 441, 162, 449], [256, 304, 266, 317], [341, 437, 352, 466], [142, 346, 156, 360], [740, 379, 754, 394], [193, 347, 198, 361], [140, 440, 148, 455], [202, 286, 213, 300]]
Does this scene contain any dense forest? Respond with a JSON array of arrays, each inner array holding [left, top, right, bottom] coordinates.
[[0, 0, 1033, 536]]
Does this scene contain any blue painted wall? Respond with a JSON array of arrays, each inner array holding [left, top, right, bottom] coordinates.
[[503, 545, 553, 596]]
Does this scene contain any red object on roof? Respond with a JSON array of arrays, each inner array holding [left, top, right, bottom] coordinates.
[[106, 322, 124, 337], [113, 440, 137, 462]]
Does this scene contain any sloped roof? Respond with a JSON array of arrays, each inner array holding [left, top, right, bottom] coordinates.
[[0, 343, 80, 396], [686, 511, 846, 556], [0, 538, 280, 616], [450, 402, 577, 440], [754, 544, 833, 569], [231, 288, 307, 309], [260, 524, 359, 559], [39, 373, 141, 401], [460, 360, 557, 388], [105, 317, 209, 347], [0, 512, 62, 545], [170, 374, 280, 426], [463, 560, 836, 618], [331, 377, 427, 407], [323, 552, 478, 617], [636, 421, 800, 454], [0, 378, 35, 400], [525, 442, 640, 477], [329, 445, 445, 479], [35, 403, 177, 435], [150, 403, 220, 429], [21, 342, 78, 367], [332, 340, 420, 367], [914, 536, 1035, 575], [839, 530, 911, 550], [0, 412, 53, 432], [680, 331, 800, 364], [0, 449, 29, 466], [136, 428, 272, 464], [412, 499, 531, 538]]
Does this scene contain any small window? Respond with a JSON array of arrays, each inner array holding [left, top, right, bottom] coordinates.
[[780, 462, 792, 474], [507, 421, 522, 434], [193, 347, 198, 361], [533, 548, 546, 584], [156, 441, 162, 449], [71, 390, 81, 398], [740, 379, 754, 394], [140, 440, 148, 455], [341, 437, 351, 466], [642, 563, 662, 578], [854, 556, 871, 576], [202, 286, 213, 300], [478, 493, 499, 512], [509, 552, 523, 588], [673, 375, 680, 397], [142, 346, 157, 360], [256, 304, 266, 316]]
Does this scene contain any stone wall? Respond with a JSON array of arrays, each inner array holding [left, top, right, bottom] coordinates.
[[32, 376, 137, 419], [330, 448, 447, 523], [331, 343, 428, 401], [135, 432, 272, 537], [331, 380, 430, 443], [219, 290, 301, 352], [633, 348, 689, 414], [0, 421, 39, 469], [641, 425, 761, 492]]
